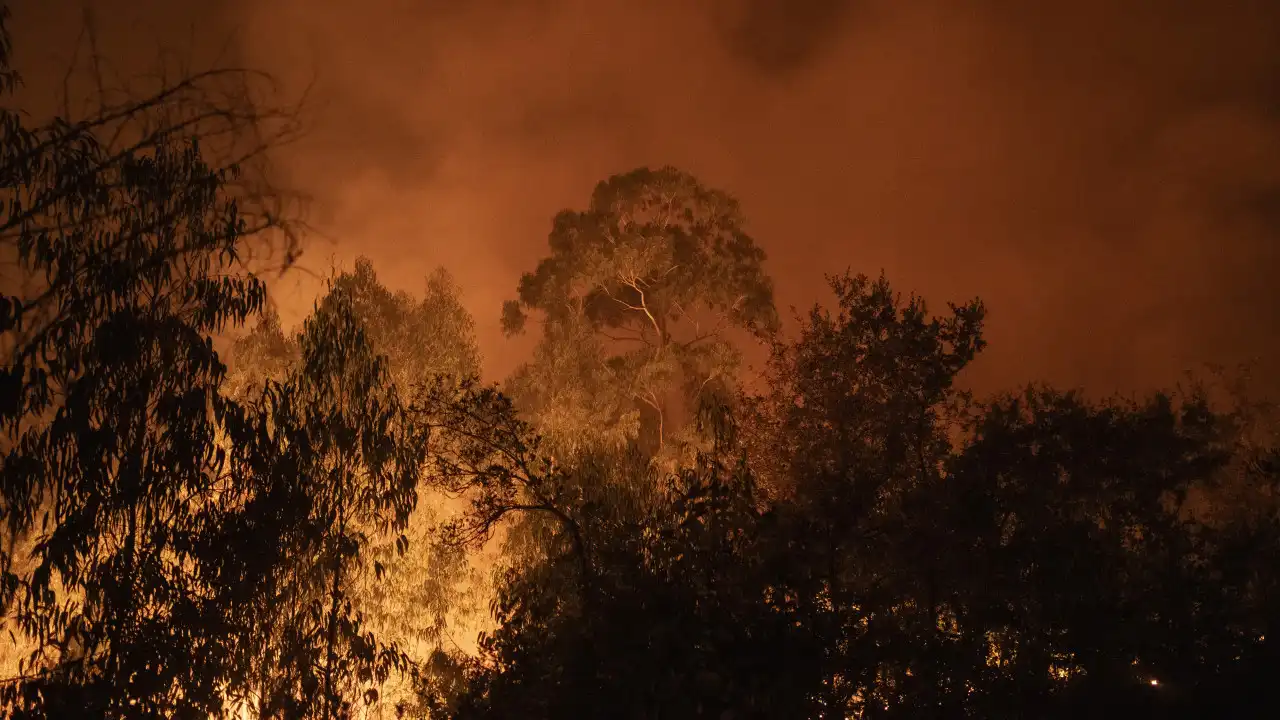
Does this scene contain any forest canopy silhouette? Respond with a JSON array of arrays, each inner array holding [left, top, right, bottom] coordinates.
[[1, 7, 1278, 719]]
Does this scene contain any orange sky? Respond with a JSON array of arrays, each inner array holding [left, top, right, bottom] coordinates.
[[12, 0, 1280, 397]]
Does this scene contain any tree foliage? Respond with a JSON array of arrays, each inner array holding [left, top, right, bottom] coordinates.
[[503, 166, 777, 459], [226, 257, 486, 715], [428, 272, 1280, 720], [0, 4, 306, 716], [1, 9, 1278, 719], [227, 257, 480, 400], [234, 281, 431, 720]]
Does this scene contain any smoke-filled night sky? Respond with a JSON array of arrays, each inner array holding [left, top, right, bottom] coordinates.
[[13, 0, 1280, 395]]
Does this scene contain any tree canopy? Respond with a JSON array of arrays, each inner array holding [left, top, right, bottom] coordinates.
[[1, 10, 1277, 720], [503, 166, 778, 460]]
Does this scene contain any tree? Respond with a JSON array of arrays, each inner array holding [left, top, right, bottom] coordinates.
[[7, 4, 1277, 713], [739, 271, 985, 717], [736, 272, 1278, 718], [903, 385, 1276, 718], [234, 281, 431, 720], [227, 257, 481, 399], [432, 401, 822, 719], [502, 317, 640, 460], [485, 169, 783, 710], [1176, 363, 1280, 528], [502, 166, 778, 461], [0, 4, 308, 716], [935, 388, 1232, 718], [738, 268, 1274, 718], [226, 258, 486, 716]]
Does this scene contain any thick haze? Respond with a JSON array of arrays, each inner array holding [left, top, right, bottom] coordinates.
[[13, 0, 1280, 395]]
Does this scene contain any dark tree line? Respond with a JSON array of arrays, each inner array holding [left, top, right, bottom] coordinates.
[[2, 10, 1278, 719], [442, 268, 1279, 719]]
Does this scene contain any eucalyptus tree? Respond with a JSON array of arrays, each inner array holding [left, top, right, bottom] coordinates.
[[502, 166, 778, 462], [0, 4, 311, 716], [234, 280, 432, 720], [226, 258, 486, 715]]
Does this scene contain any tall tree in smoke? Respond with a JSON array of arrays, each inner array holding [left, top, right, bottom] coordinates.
[[502, 166, 778, 461]]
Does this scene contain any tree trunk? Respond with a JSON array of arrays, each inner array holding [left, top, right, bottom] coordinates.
[[323, 502, 347, 720]]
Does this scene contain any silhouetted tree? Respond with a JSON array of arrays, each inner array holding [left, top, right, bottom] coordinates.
[[740, 271, 986, 718], [435, 402, 821, 719], [939, 388, 1236, 718], [0, 4, 306, 716], [436, 268, 1280, 720]]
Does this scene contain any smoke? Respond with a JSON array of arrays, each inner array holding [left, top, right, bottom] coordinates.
[[12, 0, 1280, 396]]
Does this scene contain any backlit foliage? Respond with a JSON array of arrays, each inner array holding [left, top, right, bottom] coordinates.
[[226, 258, 486, 715], [0, 3, 302, 714], [0, 8, 1277, 719], [503, 166, 777, 461]]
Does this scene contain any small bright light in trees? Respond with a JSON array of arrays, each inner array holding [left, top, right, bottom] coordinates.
[[1149, 679, 1160, 687]]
